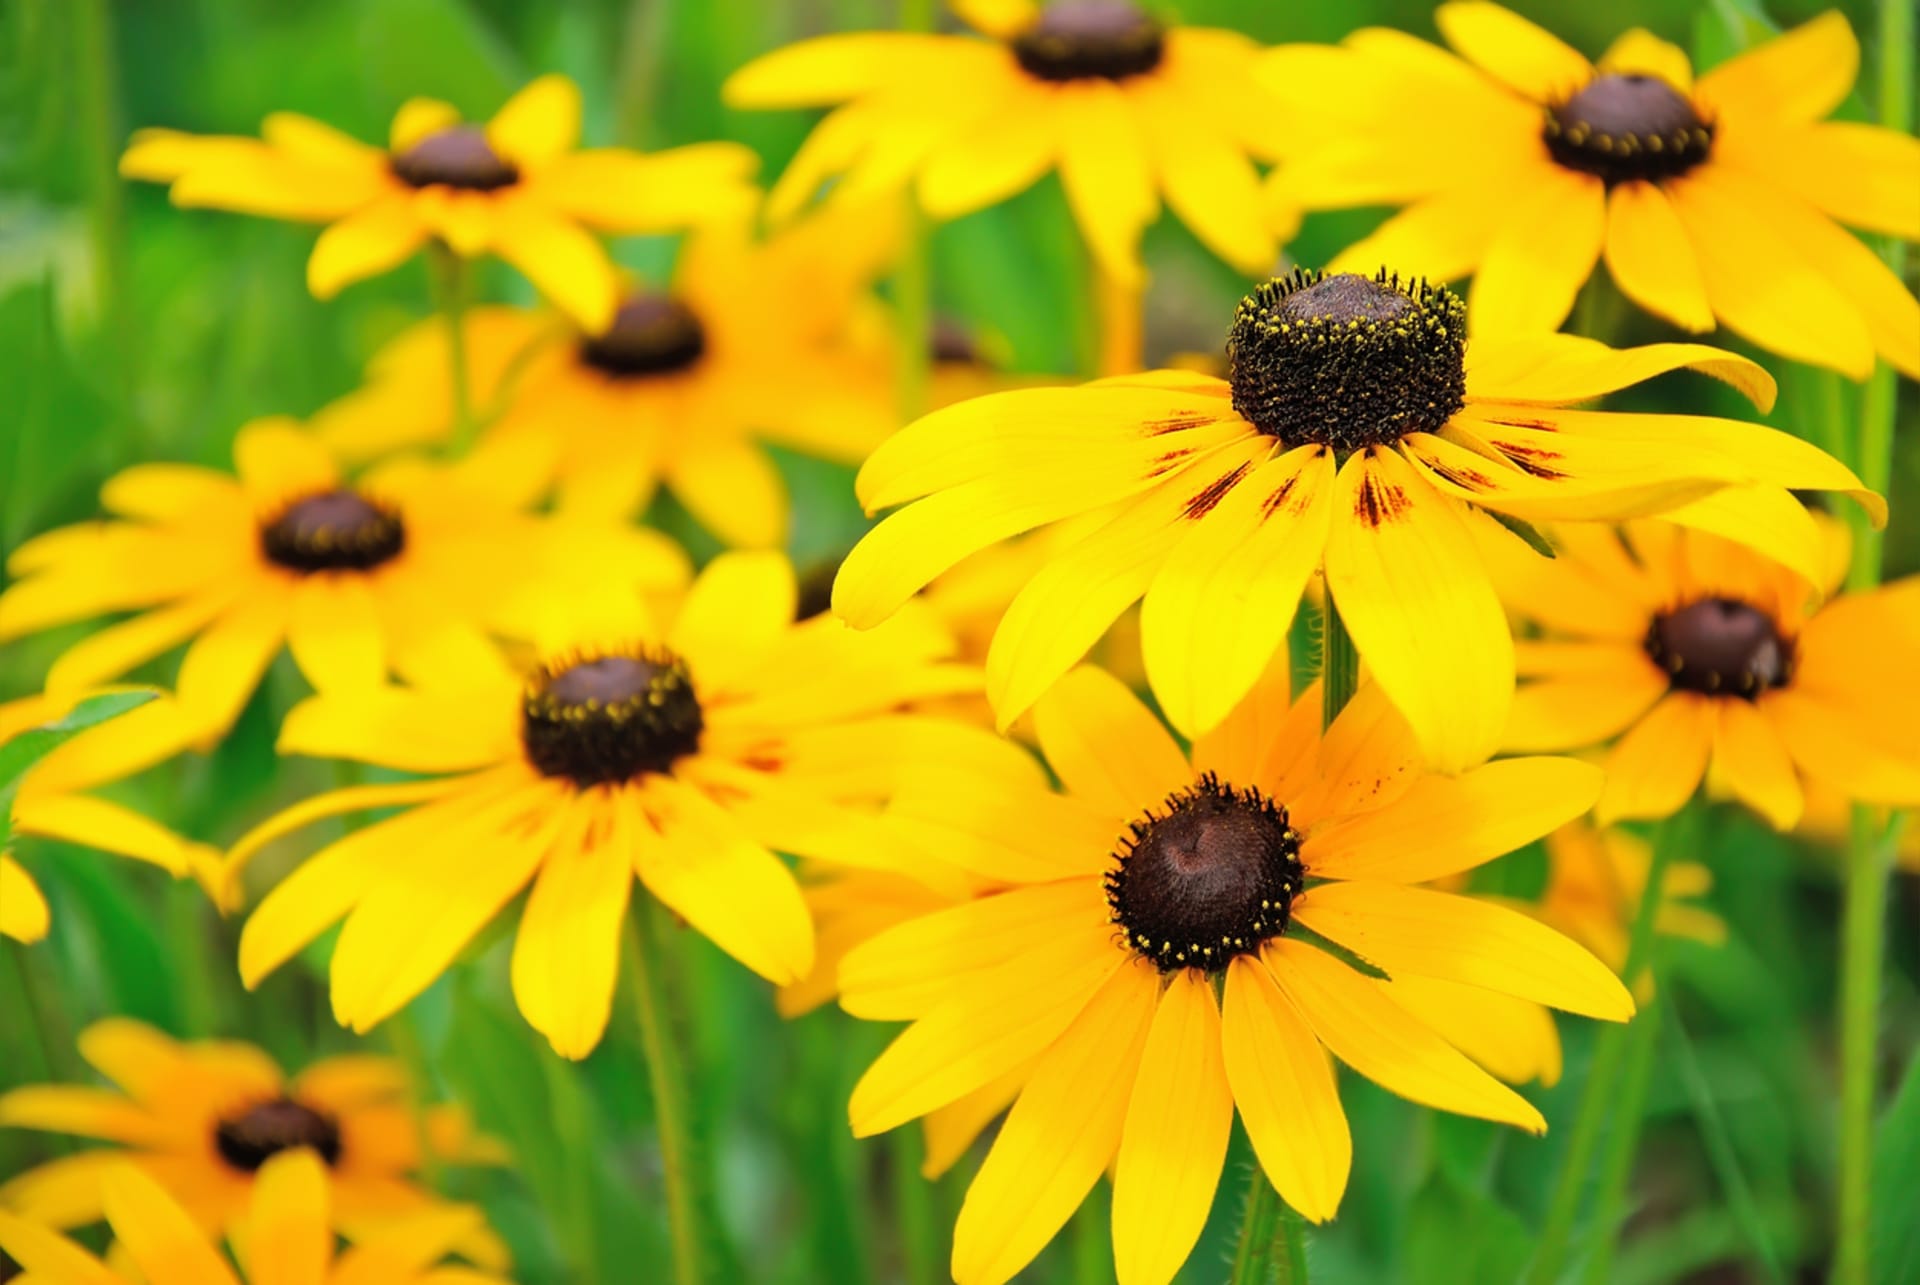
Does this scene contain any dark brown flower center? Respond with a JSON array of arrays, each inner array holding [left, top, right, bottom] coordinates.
[[1227, 268, 1467, 454], [391, 125, 520, 191], [1544, 74, 1713, 184], [0, 1249, 19, 1283], [260, 490, 405, 573], [523, 650, 704, 786], [1011, 1, 1165, 82], [1645, 597, 1793, 698], [214, 1097, 342, 1172], [1106, 774, 1303, 973], [578, 293, 708, 378], [931, 317, 984, 366]]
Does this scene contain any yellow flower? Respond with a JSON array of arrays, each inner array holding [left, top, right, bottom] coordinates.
[[1494, 517, 1920, 827], [1535, 818, 1726, 974], [0, 1019, 507, 1267], [723, 0, 1297, 283], [222, 553, 992, 1059], [0, 1150, 512, 1285], [0, 419, 687, 739], [833, 267, 1879, 771], [119, 75, 758, 331], [1260, 5, 1920, 378], [0, 690, 213, 944], [843, 665, 1628, 1285], [312, 204, 902, 546]]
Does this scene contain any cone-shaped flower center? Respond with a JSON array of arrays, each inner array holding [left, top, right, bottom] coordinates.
[[1645, 597, 1792, 697], [1011, 1, 1165, 82], [391, 125, 520, 191], [1544, 74, 1713, 184], [1227, 268, 1467, 453], [523, 650, 704, 786], [215, 1097, 342, 1172], [261, 490, 405, 573], [931, 317, 984, 365], [1107, 774, 1304, 973], [579, 293, 709, 378]]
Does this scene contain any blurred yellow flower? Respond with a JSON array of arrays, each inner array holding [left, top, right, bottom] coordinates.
[[313, 205, 902, 546], [724, 0, 1298, 283], [843, 665, 1625, 1285], [1261, 6, 1920, 378], [1493, 518, 1920, 828], [0, 419, 687, 740], [833, 266, 1877, 772], [1536, 818, 1726, 973], [0, 1019, 507, 1267], [120, 75, 758, 331], [0, 1150, 512, 1285], [222, 553, 995, 1059]]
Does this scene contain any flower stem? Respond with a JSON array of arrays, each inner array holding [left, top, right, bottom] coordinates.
[[1530, 808, 1686, 1284], [1665, 1000, 1785, 1283], [539, 1046, 603, 1285], [1230, 1167, 1281, 1285], [1579, 978, 1663, 1285], [625, 904, 708, 1285], [428, 243, 479, 456], [890, 1127, 938, 1285]]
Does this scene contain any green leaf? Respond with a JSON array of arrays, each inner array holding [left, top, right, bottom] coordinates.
[[1486, 509, 1557, 559], [1873, 1051, 1920, 1285], [0, 691, 158, 842]]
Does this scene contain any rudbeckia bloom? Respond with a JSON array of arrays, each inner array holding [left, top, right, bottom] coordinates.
[[723, 0, 1296, 283], [1494, 518, 1920, 828], [0, 1151, 512, 1285], [834, 266, 1878, 770], [1, 690, 212, 944], [222, 553, 989, 1059], [843, 665, 1629, 1285], [1534, 818, 1725, 973], [0, 419, 687, 738], [1260, 6, 1920, 378], [0, 1019, 507, 1266], [312, 205, 900, 546], [120, 75, 758, 331]]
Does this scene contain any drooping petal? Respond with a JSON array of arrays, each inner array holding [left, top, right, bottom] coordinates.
[[529, 143, 760, 232], [1054, 80, 1158, 285], [488, 192, 619, 333], [0, 1209, 121, 1285], [0, 856, 49, 943], [1463, 330, 1774, 411], [234, 1150, 331, 1285], [670, 551, 798, 688], [665, 434, 789, 549], [1735, 121, 1920, 240], [1385, 974, 1563, 1087], [1504, 654, 1668, 752], [511, 800, 633, 1059], [918, 87, 1058, 218], [1131, 76, 1273, 274], [101, 1164, 243, 1285], [285, 574, 386, 693]]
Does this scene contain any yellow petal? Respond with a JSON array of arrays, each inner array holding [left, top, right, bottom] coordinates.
[[1327, 177, 1517, 283], [722, 33, 945, 108], [1054, 81, 1157, 286], [102, 1163, 243, 1285], [1707, 697, 1804, 830], [531, 142, 760, 233], [43, 591, 232, 697], [1603, 180, 1714, 332], [486, 74, 580, 170], [1465, 330, 1773, 411], [1132, 77, 1273, 274], [1505, 656, 1668, 752], [286, 574, 386, 693], [1220, 955, 1350, 1222], [1695, 11, 1857, 124], [1294, 880, 1633, 1020], [918, 90, 1058, 219], [1031, 665, 1191, 821], [1322, 447, 1511, 773], [1470, 164, 1606, 337], [923, 1064, 1031, 1179], [306, 193, 428, 298], [1141, 445, 1334, 738], [1596, 28, 1693, 91], [277, 687, 516, 774], [390, 98, 461, 152], [1434, 2, 1592, 101], [665, 434, 789, 549], [0, 855, 49, 943], [511, 803, 632, 1059], [488, 192, 618, 333], [1766, 689, 1920, 808], [951, 959, 1157, 1285], [671, 551, 798, 689], [173, 588, 293, 734], [1740, 122, 1920, 241], [234, 1150, 330, 1285], [0, 1209, 121, 1285], [234, 416, 338, 500], [1266, 939, 1546, 1131], [951, 0, 1038, 38], [1112, 972, 1234, 1285], [1385, 974, 1563, 1086], [1595, 691, 1715, 823], [1304, 756, 1603, 884], [1658, 484, 1827, 590], [10, 795, 190, 875]]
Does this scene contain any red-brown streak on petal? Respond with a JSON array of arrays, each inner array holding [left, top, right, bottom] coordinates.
[[1148, 448, 1198, 478], [1420, 457, 1498, 491], [1490, 444, 1567, 480], [1184, 463, 1252, 519], [1144, 413, 1222, 436], [1479, 414, 1559, 432], [1353, 474, 1412, 528], [1261, 475, 1300, 517]]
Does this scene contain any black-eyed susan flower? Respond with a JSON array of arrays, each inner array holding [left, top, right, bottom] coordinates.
[[120, 75, 758, 332], [842, 665, 1628, 1285], [312, 205, 901, 546], [0, 1150, 512, 1285], [222, 553, 992, 1059], [1260, 6, 1920, 377], [833, 267, 1879, 770], [1493, 518, 1920, 828], [723, 0, 1298, 284], [0, 1019, 506, 1266], [0, 419, 687, 739], [1534, 817, 1725, 972], [0, 690, 214, 944]]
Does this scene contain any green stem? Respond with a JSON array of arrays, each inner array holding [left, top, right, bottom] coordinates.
[[1278, 1208, 1312, 1283], [891, 1126, 938, 1285], [1836, 805, 1894, 1284], [539, 1048, 603, 1285], [1530, 808, 1687, 1284], [384, 1015, 446, 1194], [1580, 981, 1663, 1285], [625, 905, 707, 1285], [1321, 600, 1359, 729], [429, 244, 478, 456], [73, 0, 135, 416], [0, 943, 57, 1087], [1230, 1167, 1281, 1285], [1664, 1002, 1784, 1283]]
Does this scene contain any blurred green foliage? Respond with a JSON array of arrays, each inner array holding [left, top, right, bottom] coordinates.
[[1, 1, 1915, 1282]]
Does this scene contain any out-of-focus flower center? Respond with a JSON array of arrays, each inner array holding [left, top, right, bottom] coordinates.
[[391, 125, 520, 191], [579, 293, 709, 378], [522, 650, 705, 787], [930, 317, 985, 366], [215, 1097, 342, 1172], [260, 490, 405, 573], [1543, 74, 1713, 184], [1645, 597, 1793, 698], [1106, 774, 1304, 973], [1010, 1, 1165, 82], [1227, 268, 1467, 453]]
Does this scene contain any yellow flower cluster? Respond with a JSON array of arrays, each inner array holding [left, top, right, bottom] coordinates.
[[1, 3, 1914, 1283]]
